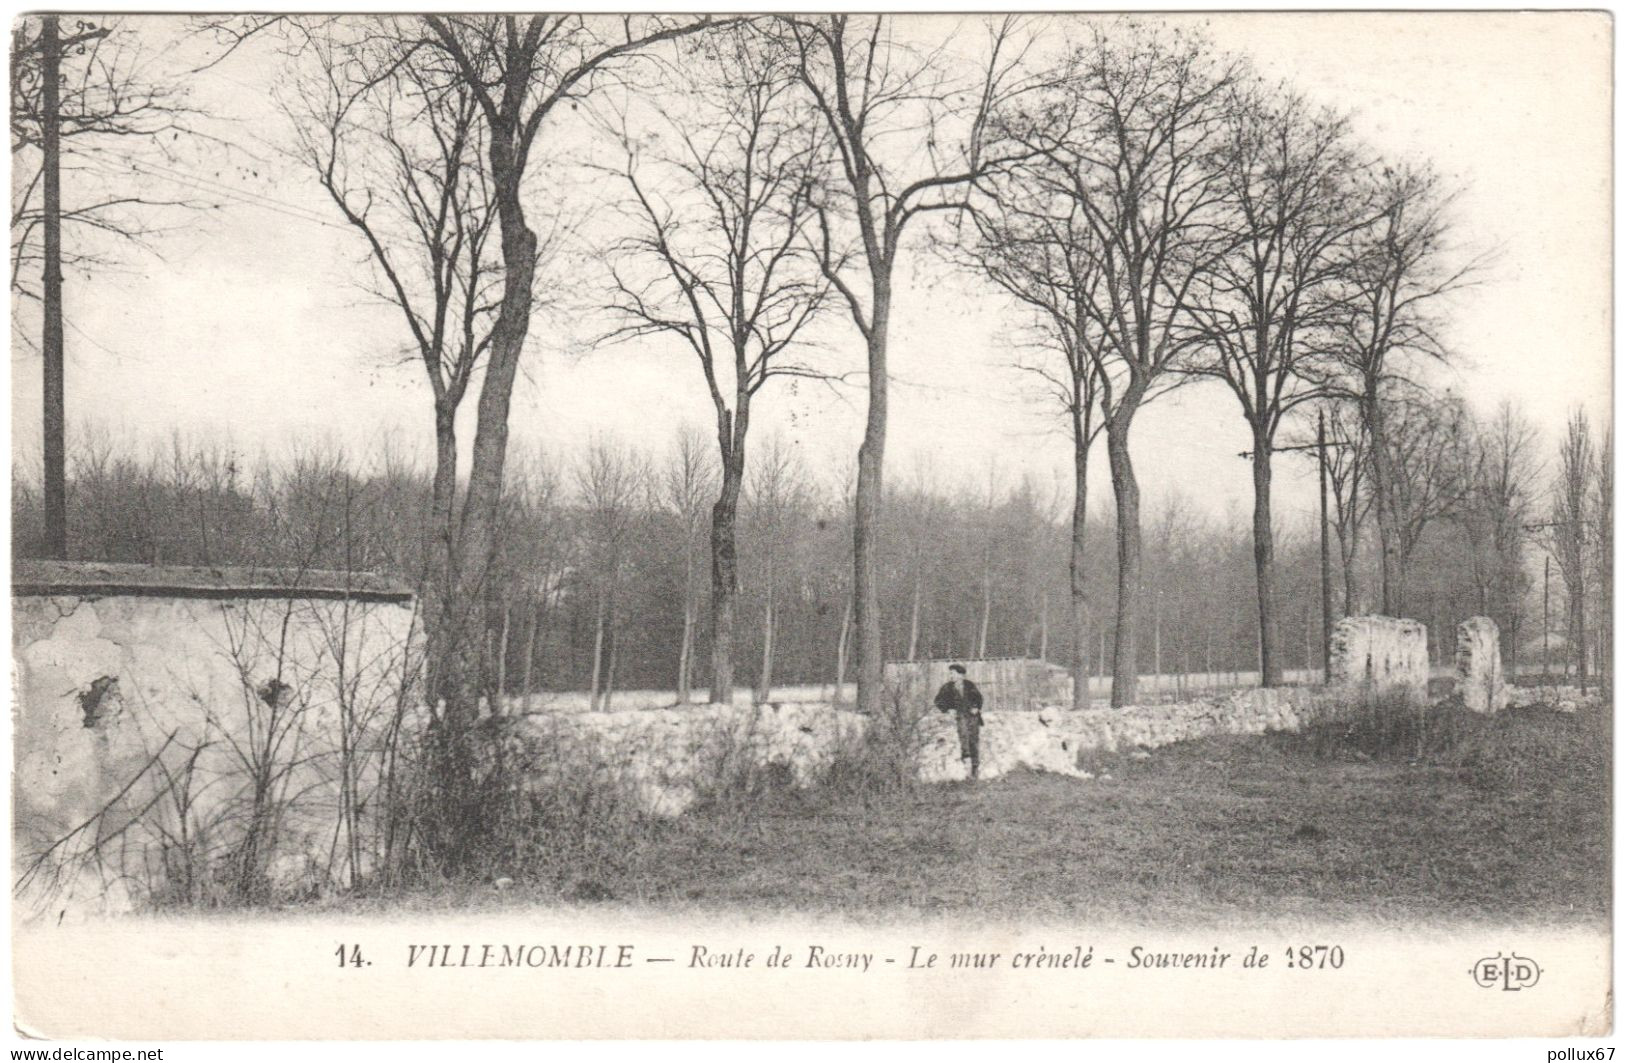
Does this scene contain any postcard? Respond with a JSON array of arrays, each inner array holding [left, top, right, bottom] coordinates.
[[9, 10, 1612, 1042]]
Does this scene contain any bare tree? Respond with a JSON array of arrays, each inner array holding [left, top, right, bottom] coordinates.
[[965, 147, 1106, 709], [12, 16, 198, 558], [496, 446, 567, 708], [1331, 162, 1480, 616], [420, 14, 726, 733], [601, 22, 828, 705], [268, 14, 723, 862], [575, 438, 645, 713], [894, 457, 948, 662], [1551, 410, 1594, 691], [662, 425, 715, 705], [1456, 401, 1537, 668], [1379, 387, 1475, 615], [1319, 400, 1374, 615], [283, 27, 504, 712], [993, 22, 1242, 705], [974, 461, 1001, 659], [828, 457, 857, 702], [786, 14, 1036, 714], [1183, 85, 1369, 686], [744, 435, 807, 704]]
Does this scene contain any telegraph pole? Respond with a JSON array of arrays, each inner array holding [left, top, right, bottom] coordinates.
[[1241, 419, 1349, 685], [1318, 410, 1333, 681], [1543, 555, 1551, 686], [1525, 520, 1593, 694], [41, 13, 66, 558], [25, 16, 108, 559]]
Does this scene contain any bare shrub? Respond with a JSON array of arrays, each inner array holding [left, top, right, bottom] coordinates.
[[822, 675, 927, 800], [391, 715, 665, 899], [1287, 687, 1607, 799], [684, 707, 806, 818]]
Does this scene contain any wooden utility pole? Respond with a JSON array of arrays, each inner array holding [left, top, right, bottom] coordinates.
[[1525, 521, 1592, 692], [1241, 420, 1349, 685], [41, 14, 66, 558], [1318, 410, 1334, 681], [27, 16, 108, 559], [1543, 556, 1551, 685]]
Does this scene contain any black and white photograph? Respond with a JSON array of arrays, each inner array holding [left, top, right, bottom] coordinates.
[[6, 9, 1613, 1044]]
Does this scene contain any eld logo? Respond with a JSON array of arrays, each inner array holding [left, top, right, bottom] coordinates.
[[1471, 952, 1542, 991]]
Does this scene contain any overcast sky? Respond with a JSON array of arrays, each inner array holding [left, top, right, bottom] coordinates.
[[9, 12, 1612, 528]]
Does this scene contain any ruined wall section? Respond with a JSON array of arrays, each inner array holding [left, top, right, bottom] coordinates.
[[1328, 615, 1430, 702], [517, 686, 1358, 807], [1455, 616, 1508, 714]]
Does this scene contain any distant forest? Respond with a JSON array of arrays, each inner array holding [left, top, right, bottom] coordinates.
[[12, 399, 1608, 697]]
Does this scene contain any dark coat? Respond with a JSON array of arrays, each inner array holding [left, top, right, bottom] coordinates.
[[934, 678, 984, 718]]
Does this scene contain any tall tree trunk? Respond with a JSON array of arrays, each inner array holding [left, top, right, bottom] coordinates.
[[589, 589, 607, 713], [709, 450, 745, 705], [1038, 589, 1049, 663], [520, 595, 539, 711], [1572, 580, 1589, 694], [1341, 521, 1363, 617], [1303, 598, 1313, 674], [495, 601, 511, 707], [907, 571, 922, 660], [835, 593, 852, 704], [676, 601, 694, 705], [853, 290, 891, 716], [1152, 598, 1162, 693], [603, 624, 617, 711], [1364, 389, 1404, 616], [422, 401, 460, 703], [977, 566, 992, 658], [427, 139, 541, 866], [1106, 421, 1142, 707], [677, 539, 696, 704], [757, 585, 775, 705], [1070, 411, 1090, 711], [1251, 429, 1283, 686]]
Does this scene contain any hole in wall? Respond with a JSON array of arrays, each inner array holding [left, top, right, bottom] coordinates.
[[78, 676, 119, 728]]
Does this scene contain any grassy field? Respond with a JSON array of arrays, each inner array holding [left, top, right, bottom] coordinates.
[[337, 699, 1609, 927]]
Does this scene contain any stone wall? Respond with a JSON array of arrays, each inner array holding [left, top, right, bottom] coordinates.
[[519, 686, 1354, 807], [1328, 615, 1430, 702], [1506, 684, 1605, 714], [1455, 616, 1508, 714], [516, 702, 868, 817], [916, 687, 1347, 782], [12, 560, 1392, 912], [12, 561, 421, 916]]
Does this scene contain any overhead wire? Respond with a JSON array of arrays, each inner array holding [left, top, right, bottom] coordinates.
[[77, 154, 350, 232], [118, 154, 338, 226]]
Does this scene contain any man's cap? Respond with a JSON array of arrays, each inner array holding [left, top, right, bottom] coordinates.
[[949, 663, 967, 675]]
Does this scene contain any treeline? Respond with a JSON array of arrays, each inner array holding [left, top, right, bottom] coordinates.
[[13, 399, 1608, 698]]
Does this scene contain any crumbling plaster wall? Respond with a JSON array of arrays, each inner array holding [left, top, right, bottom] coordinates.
[[13, 565, 419, 916], [1455, 616, 1508, 714], [521, 685, 1354, 813], [1328, 615, 1430, 702]]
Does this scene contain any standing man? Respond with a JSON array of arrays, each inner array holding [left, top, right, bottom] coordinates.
[[934, 663, 985, 780]]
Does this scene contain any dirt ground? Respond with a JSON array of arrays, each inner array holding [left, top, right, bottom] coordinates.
[[344, 702, 1609, 928]]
